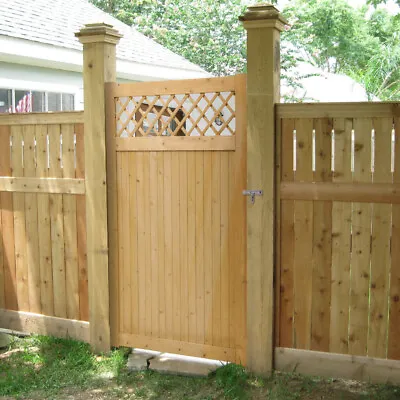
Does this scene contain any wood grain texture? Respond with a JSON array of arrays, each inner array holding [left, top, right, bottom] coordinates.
[[349, 118, 373, 357], [330, 118, 352, 354], [0, 126, 17, 311], [310, 118, 332, 352], [388, 116, 400, 360], [368, 118, 393, 358], [293, 118, 313, 350]]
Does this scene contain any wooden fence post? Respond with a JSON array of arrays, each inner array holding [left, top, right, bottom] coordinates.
[[239, 5, 287, 375], [75, 24, 122, 353]]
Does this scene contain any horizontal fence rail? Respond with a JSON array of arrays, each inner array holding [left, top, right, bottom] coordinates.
[[0, 113, 88, 328], [276, 102, 400, 362]]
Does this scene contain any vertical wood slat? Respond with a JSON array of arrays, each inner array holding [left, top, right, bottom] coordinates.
[[368, 118, 393, 358], [23, 125, 41, 314], [195, 151, 205, 345], [220, 152, 230, 349], [129, 152, 139, 335], [211, 152, 221, 348], [349, 118, 373, 356], [116, 153, 124, 334], [121, 153, 131, 333], [150, 151, 159, 338], [179, 152, 188, 343], [163, 152, 173, 340], [293, 118, 313, 350], [204, 152, 213, 346], [62, 124, 79, 320], [187, 152, 197, 344], [310, 118, 332, 352], [330, 118, 352, 354], [279, 118, 295, 348], [388, 116, 400, 360], [143, 152, 152, 337], [75, 123, 88, 321], [157, 152, 166, 338], [48, 124, 66, 318], [0, 126, 17, 310], [171, 152, 180, 341], [35, 125, 54, 316], [12, 126, 29, 311]]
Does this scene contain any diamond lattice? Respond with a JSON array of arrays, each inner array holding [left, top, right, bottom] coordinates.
[[115, 92, 236, 138]]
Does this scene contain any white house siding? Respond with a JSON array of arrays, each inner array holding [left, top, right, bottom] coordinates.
[[0, 62, 84, 110]]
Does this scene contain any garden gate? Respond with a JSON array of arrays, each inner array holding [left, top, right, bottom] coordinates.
[[106, 75, 247, 364]]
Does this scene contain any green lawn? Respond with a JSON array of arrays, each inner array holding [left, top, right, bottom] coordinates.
[[0, 335, 399, 399]]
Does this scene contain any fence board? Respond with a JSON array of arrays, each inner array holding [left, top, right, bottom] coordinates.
[[311, 118, 332, 352], [330, 118, 352, 354], [204, 152, 213, 346], [23, 124, 41, 314], [0, 126, 17, 310], [388, 116, 400, 360], [187, 153, 196, 343], [62, 124, 79, 320], [368, 118, 393, 358], [157, 152, 166, 339], [75, 124, 88, 321], [150, 152, 160, 338], [293, 118, 313, 349], [179, 152, 189, 343], [349, 118, 373, 356], [171, 153, 180, 341], [195, 152, 205, 345], [11, 126, 29, 311], [212, 152, 222, 348], [163, 152, 173, 340], [220, 152, 230, 349], [48, 124, 66, 318], [35, 125, 54, 316]]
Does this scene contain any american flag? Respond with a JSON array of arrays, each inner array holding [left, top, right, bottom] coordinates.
[[8, 92, 32, 113]]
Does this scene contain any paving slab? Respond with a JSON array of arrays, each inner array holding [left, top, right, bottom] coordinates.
[[148, 353, 226, 377], [127, 349, 161, 371], [0, 333, 12, 349]]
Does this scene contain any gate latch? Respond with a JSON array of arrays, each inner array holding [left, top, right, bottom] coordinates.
[[242, 190, 263, 204]]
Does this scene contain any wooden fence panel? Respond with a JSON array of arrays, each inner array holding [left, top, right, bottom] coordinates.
[[0, 115, 88, 330], [277, 103, 400, 362], [389, 116, 400, 360]]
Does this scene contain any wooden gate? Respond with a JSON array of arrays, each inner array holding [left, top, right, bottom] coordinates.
[[106, 75, 247, 363]]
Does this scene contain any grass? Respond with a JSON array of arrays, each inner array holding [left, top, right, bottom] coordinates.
[[0, 335, 399, 399]]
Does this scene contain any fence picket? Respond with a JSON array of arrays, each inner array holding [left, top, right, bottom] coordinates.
[[349, 118, 373, 356], [330, 118, 352, 354]]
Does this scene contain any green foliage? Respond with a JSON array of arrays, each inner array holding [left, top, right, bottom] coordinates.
[[215, 363, 249, 399]]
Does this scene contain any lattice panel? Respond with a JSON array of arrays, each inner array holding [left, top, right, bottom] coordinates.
[[115, 92, 236, 138]]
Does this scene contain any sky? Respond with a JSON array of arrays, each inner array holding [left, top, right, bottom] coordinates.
[[276, 0, 400, 14]]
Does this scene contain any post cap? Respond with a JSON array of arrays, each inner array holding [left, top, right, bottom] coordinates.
[[239, 3, 288, 31], [75, 23, 123, 45]]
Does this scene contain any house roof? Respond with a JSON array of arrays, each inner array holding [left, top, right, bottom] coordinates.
[[0, 0, 206, 74]]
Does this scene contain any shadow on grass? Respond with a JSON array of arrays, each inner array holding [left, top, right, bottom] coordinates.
[[0, 335, 127, 398]]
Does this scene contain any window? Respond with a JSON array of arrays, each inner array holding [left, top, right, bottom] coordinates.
[[0, 89, 74, 113]]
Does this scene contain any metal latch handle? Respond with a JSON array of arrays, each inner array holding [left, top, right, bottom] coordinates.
[[243, 190, 263, 204]]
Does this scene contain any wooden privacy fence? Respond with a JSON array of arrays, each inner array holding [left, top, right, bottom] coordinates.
[[275, 103, 400, 380], [106, 75, 247, 363], [0, 112, 89, 341]]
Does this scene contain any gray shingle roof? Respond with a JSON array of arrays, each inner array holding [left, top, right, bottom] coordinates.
[[0, 0, 206, 73]]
